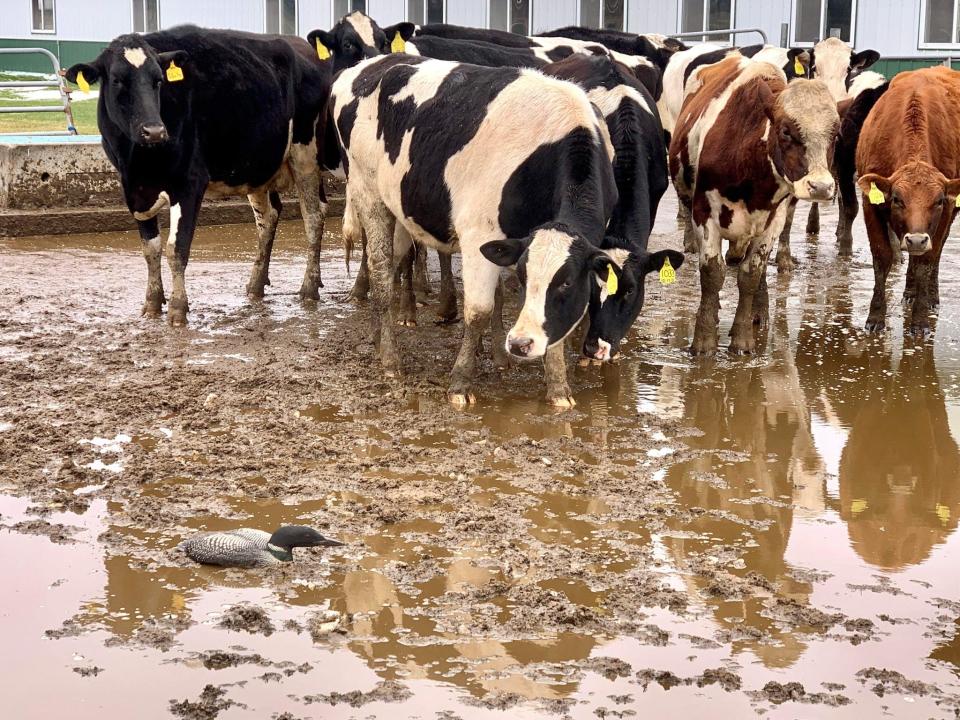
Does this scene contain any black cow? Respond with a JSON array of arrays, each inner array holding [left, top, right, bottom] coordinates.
[[405, 35, 547, 68], [331, 54, 617, 407], [536, 26, 686, 72], [66, 27, 331, 325], [542, 54, 682, 362]]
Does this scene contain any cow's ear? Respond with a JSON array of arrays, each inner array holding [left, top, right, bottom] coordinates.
[[787, 48, 810, 77], [383, 22, 416, 42], [589, 251, 622, 293], [65, 62, 100, 87], [480, 238, 527, 267], [308, 29, 336, 59], [641, 249, 684, 278], [858, 173, 892, 204], [850, 49, 880, 71], [945, 178, 960, 208], [157, 50, 189, 76], [755, 80, 776, 121], [662, 37, 687, 54]]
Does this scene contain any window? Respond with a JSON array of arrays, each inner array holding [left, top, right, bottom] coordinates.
[[408, 1, 444, 24], [32, 0, 55, 33], [489, 0, 508, 30], [266, 0, 296, 34], [680, 0, 733, 41], [580, 0, 625, 30], [133, 0, 159, 33], [792, 0, 856, 45], [333, 0, 366, 20], [510, 0, 530, 34], [921, 0, 960, 47]]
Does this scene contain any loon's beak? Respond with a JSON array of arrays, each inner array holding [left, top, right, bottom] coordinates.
[[317, 536, 345, 547]]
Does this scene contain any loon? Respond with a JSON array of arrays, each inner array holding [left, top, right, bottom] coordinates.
[[180, 525, 344, 568]]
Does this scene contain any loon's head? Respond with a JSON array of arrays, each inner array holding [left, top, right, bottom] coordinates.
[[269, 525, 344, 550]]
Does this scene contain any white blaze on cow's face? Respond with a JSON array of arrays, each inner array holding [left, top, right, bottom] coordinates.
[[123, 47, 147, 68], [480, 227, 611, 360], [776, 79, 839, 202]]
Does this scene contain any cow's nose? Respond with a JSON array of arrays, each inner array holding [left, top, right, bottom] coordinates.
[[903, 232, 931, 254], [139, 123, 168, 145], [508, 336, 534, 357], [806, 179, 835, 201]]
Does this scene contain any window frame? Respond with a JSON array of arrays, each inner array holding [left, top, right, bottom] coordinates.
[[509, 0, 531, 34], [267, 0, 298, 35], [406, 0, 445, 24], [919, 0, 960, 49], [789, 0, 858, 48], [31, 0, 56, 34], [577, 0, 627, 31], [676, 0, 736, 44], [131, 0, 160, 34]]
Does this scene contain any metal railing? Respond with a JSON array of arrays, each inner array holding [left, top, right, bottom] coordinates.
[[0, 47, 77, 136], [669, 27, 769, 45]]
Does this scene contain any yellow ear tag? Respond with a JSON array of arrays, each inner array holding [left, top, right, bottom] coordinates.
[[794, 58, 805, 76], [391, 31, 406, 53], [76, 70, 90, 93], [850, 498, 868, 514], [606, 265, 618, 296], [868, 182, 885, 205], [659, 256, 676, 285], [955, 194, 960, 208], [316, 38, 331, 60], [166, 61, 184, 82]]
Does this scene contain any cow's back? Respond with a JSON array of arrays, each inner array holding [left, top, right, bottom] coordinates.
[[144, 26, 328, 186], [858, 66, 960, 178]]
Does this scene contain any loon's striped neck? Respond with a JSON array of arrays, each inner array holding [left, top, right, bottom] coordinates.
[[267, 543, 293, 562]]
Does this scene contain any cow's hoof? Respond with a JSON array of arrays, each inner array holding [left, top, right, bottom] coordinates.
[[908, 323, 932, 338], [577, 357, 591, 368], [776, 255, 795, 274], [689, 341, 717, 356], [435, 312, 459, 326], [864, 319, 886, 333], [246, 284, 266, 300], [298, 283, 322, 302], [902, 295, 916, 307], [448, 391, 477, 406], [397, 319, 417, 328], [168, 311, 188, 327], [348, 289, 368, 303], [142, 302, 163, 318], [728, 344, 754, 356], [547, 394, 576, 409]]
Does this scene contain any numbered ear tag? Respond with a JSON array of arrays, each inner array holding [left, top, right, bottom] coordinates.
[[606, 264, 618, 296], [659, 256, 676, 285], [793, 58, 805, 76], [316, 38, 331, 60], [868, 182, 885, 205], [166, 61, 184, 82], [76, 70, 90, 93], [391, 31, 406, 53]]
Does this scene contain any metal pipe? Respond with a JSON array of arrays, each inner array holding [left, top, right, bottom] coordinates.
[[0, 105, 66, 113], [669, 27, 769, 44], [0, 47, 77, 135]]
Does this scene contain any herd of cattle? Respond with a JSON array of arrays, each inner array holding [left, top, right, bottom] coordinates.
[[62, 12, 960, 405]]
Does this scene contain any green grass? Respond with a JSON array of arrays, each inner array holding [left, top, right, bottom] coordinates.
[[0, 96, 98, 134]]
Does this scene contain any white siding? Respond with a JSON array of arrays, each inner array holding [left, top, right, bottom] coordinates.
[[446, 0, 487, 28], [735, 0, 791, 47], [627, 0, 676, 34], [531, 0, 577, 34], [367, 0, 405, 26], [855, 0, 947, 57], [4, 0, 131, 41], [162, 0, 264, 32], [300, 0, 333, 32]]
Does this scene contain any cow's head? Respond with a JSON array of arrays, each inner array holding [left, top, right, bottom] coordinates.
[[307, 12, 415, 73], [638, 34, 688, 72], [768, 78, 839, 202], [66, 35, 188, 146], [481, 225, 612, 360], [582, 246, 684, 361], [810, 37, 880, 101], [858, 162, 960, 256]]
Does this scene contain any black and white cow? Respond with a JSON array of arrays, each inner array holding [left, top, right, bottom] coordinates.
[[66, 27, 331, 325], [536, 27, 686, 73], [308, 11, 413, 73], [330, 54, 617, 406], [541, 53, 683, 362]]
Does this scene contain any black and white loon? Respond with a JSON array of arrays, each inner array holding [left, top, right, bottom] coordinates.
[[180, 525, 344, 568]]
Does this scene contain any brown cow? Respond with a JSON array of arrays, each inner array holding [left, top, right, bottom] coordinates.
[[856, 66, 960, 336], [669, 56, 839, 355]]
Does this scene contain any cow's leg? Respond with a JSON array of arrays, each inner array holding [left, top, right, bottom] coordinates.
[[863, 205, 893, 332], [680, 203, 698, 254], [903, 259, 917, 306], [489, 275, 510, 370], [166, 193, 202, 327], [448, 247, 499, 405], [364, 203, 402, 376], [775, 198, 797, 273], [291, 150, 327, 301], [137, 216, 165, 317], [731, 202, 785, 353], [437, 251, 458, 323], [544, 342, 574, 408], [908, 258, 935, 337], [395, 227, 417, 327], [413, 243, 431, 303], [246, 189, 281, 299], [754, 271, 769, 328], [806, 202, 820, 236], [349, 238, 371, 302], [691, 220, 725, 355], [836, 174, 858, 257]]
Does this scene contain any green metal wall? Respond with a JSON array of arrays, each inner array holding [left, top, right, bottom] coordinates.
[[873, 57, 948, 79], [0, 39, 107, 73]]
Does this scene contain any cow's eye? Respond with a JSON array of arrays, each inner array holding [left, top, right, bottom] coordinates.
[[559, 280, 572, 292]]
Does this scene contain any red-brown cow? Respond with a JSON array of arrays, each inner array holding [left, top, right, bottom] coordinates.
[[669, 56, 839, 355], [856, 66, 960, 336]]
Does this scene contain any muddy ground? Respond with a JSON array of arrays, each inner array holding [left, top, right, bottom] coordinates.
[[2, 193, 959, 718]]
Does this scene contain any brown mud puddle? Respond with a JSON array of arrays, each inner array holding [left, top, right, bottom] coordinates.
[[2, 199, 960, 718]]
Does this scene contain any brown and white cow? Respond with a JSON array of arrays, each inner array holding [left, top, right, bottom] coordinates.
[[669, 56, 839, 355], [856, 66, 960, 336]]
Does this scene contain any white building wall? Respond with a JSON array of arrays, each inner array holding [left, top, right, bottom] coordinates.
[[854, 0, 946, 57], [446, 0, 487, 28], [3, 0, 131, 41], [366, 0, 406, 26], [300, 0, 334, 32], [531, 0, 577, 34], [734, 0, 791, 47], [627, 0, 676, 34], [161, 0, 264, 32]]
